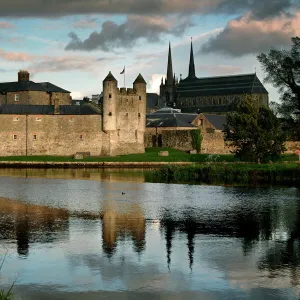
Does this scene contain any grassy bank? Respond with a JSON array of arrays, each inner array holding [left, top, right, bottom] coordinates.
[[152, 163, 300, 185], [0, 148, 298, 163]]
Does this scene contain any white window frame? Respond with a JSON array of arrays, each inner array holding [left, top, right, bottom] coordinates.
[[14, 94, 19, 102]]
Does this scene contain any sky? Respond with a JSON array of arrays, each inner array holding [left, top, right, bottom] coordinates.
[[0, 0, 299, 101]]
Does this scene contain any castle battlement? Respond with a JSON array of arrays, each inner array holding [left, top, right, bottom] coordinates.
[[118, 87, 137, 95]]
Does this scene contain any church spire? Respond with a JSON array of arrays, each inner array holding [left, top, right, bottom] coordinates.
[[188, 37, 196, 79], [166, 42, 173, 85]]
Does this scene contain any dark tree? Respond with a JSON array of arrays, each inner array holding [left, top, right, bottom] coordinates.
[[257, 37, 300, 139], [223, 95, 286, 163]]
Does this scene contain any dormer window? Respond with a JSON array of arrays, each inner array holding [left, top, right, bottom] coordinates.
[[14, 94, 19, 102]]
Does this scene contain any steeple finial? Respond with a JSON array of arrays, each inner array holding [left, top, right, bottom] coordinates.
[[166, 42, 173, 85], [188, 37, 196, 79]]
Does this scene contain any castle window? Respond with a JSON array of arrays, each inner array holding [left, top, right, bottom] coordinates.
[[36, 117, 42, 122], [126, 113, 128, 117], [13, 134, 17, 140], [13, 117, 19, 122], [109, 94, 112, 99], [79, 135, 84, 141], [200, 119, 203, 126], [14, 94, 19, 102], [33, 134, 37, 140], [108, 112, 112, 116], [138, 113, 141, 117], [139, 96, 142, 100]]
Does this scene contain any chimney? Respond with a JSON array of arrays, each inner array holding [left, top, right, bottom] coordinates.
[[54, 98, 60, 114], [18, 70, 30, 82]]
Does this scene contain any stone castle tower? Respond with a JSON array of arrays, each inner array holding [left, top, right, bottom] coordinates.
[[102, 71, 147, 155], [160, 42, 178, 107]]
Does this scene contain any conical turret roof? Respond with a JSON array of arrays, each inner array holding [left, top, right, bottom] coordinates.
[[103, 71, 117, 82], [133, 73, 146, 84]]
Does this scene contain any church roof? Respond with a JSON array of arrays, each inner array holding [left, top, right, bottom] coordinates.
[[178, 73, 268, 97], [133, 73, 146, 84], [103, 71, 117, 82]]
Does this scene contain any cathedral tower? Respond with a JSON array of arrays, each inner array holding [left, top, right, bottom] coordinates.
[[160, 42, 177, 107]]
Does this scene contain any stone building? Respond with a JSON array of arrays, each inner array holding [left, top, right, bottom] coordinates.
[[0, 71, 147, 156], [160, 41, 269, 113], [0, 70, 72, 106]]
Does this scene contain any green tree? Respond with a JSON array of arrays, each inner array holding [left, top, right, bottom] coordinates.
[[223, 95, 286, 163], [257, 37, 300, 139]]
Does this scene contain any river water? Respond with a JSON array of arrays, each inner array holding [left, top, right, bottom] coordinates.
[[0, 168, 300, 300]]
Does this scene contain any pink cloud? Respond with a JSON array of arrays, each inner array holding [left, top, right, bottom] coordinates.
[[0, 49, 36, 61], [0, 22, 15, 29]]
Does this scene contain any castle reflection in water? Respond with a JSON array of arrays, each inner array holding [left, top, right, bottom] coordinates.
[[1, 191, 300, 278]]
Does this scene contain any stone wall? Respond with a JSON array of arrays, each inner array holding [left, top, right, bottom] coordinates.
[[0, 91, 71, 105], [285, 141, 300, 153], [145, 128, 230, 154], [0, 115, 109, 156]]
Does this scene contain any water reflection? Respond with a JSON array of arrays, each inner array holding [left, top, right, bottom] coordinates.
[[0, 170, 299, 299], [0, 198, 69, 257], [101, 200, 146, 257]]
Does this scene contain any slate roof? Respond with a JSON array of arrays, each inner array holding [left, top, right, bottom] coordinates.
[[0, 104, 100, 115], [39, 82, 70, 93], [203, 114, 227, 130], [152, 107, 181, 114], [133, 73, 146, 84], [103, 71, 117, 82], [146, 93, 161, 110], [177, 73, 268, 97], [0, 105, 54, 114], [0, 81, 46, 93], [0, 80, 70, 93], [146, 112, 197, 128]]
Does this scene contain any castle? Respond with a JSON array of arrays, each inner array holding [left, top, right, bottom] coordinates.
[[0, 71, 146, 156], [160, 41, 269, 113]]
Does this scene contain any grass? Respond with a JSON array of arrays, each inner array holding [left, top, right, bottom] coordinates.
[[152, 163, 300, 186], [0, 147, 298, 163], [0, 252, 15, 300]]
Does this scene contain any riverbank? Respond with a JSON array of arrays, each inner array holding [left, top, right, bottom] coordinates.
[[153, 164, 300, 185], [0, 148, 298, 168]]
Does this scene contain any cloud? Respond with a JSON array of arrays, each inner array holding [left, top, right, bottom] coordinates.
[[72, 18, 98, 29], [0, 0, 297, 17], [201, 12, 300, 57], [28, 55, 114, 74], [65, 15, 193, 52], [214, 0, 296, 20], [0, 49, 36, 61], [149, 73, 165, 93], [0, 1, 219, 17], [199, 64, 243, 75], [0, 22, 15, 29]]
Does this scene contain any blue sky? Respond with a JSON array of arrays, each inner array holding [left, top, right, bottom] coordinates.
[[0, 0, 298, 101]]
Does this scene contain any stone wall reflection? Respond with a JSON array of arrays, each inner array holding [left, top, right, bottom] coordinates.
[[0, 197, 69, 256]]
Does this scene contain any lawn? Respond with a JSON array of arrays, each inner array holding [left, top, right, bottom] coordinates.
[[0, 148, 298, 163]]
